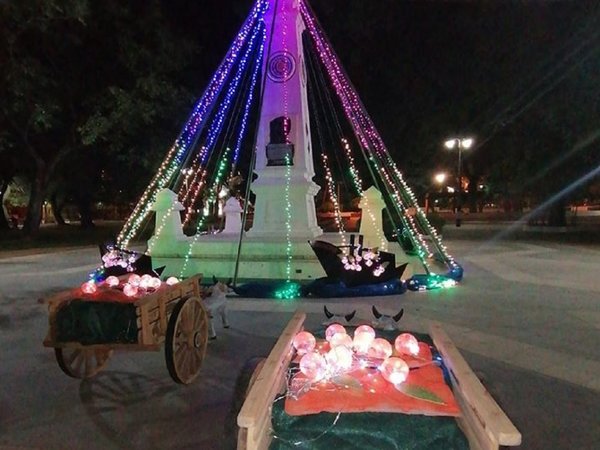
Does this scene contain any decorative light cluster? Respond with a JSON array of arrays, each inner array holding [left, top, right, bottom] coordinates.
[[291, 325, 420, 389], [408, 273, 457, 291], [116, 0, 269, 249], [101, 247, 138, 273], [274, 281, 303, 300], [300, 1, 459, 274], [80, 273, 164, 298]]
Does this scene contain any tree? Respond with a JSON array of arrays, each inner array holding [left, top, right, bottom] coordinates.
[[0, 0, 197, 235]]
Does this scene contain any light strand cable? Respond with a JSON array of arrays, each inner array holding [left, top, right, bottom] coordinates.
[[233, 0, 280, 287]]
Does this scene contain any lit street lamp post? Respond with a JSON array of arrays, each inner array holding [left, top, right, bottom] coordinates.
[[444, 137, 474, 227]]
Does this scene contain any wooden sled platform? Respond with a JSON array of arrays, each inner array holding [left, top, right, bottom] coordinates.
[[234, 311, 522, 450]]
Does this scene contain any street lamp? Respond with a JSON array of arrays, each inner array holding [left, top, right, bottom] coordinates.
[[444, 137, 474, 226], [426, 172, 447, 213]]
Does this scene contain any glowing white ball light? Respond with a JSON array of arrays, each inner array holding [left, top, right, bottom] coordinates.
[[353, 325, 376, 354], [150, 277, 162, 290], [105, 276, 120, 287], [330, 333, 353, 349], [355, 325, 376, 338], [81, 281, 97, 294], [140, 274, 153, 289], [326, 345, 353, 372], [395, 333, 420, 356], [166, 276, 179, 286], [379, 357, 409, 384], [123, 283, 138, 297], [325, 323, 346, 342], [128, 274, 141, 287], [369, 338, 393, 359], [300, 352, 327, 382], [293, 331, 316, 355]]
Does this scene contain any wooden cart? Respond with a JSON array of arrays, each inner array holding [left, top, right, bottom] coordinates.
[[234, 311, 522, 450], [43, 274, 209, 385]]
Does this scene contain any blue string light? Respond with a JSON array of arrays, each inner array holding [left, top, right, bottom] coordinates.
[[117, 0, 269, 248], [200, 19, 266, 165], [233, 25, 266, 167]]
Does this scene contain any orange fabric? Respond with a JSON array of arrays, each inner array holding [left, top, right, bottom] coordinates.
[[285, 341, 460, 417]]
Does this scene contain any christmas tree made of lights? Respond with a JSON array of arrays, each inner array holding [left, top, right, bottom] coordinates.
[[116, 0, 462, 287]]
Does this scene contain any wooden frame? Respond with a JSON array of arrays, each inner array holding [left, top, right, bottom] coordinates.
[[44, 274, 202, 350], [237, 311, 521, 450], [43, 274, 207, 383]]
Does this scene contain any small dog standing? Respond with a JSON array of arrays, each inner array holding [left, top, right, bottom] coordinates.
[[204, 276, 231, 339]]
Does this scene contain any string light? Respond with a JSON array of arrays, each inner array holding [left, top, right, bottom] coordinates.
[[320, 153, 346, 246], [181, 21, 266, 226], [179, 146, 233, 277], [283, 153, 293, 282], [116, 0, 269, 249], [300, 1, 460, 276]]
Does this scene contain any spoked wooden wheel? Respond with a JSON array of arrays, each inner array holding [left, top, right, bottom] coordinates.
[[55, 347, 113, 379], [165, 296, 209, 384]]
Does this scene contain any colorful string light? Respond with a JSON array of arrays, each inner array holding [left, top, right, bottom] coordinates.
[[117, 0, 269, 248], [300, 0, 459, 273]]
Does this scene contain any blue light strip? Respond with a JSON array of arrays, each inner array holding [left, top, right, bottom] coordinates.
[[200, 19, 265, 165], [232, 25, 266, 167]]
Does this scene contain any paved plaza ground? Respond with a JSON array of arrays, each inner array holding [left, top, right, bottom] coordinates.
[[0, 225, 599, 449]]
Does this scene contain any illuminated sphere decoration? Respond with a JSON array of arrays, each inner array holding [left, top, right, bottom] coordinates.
[[140, 274, 153, 289], [166, 276, 179, 286], [325, 323, 346, 342], [150, 277, 162, 290], [354, 325, 376, 339], [330, 332, 353, 349], [81, 281, 97, 294], [300, 352, 327, 382], [293, 331, 316, 355], [128, 274, 141, 287], [394, 333, 420, 356], [105, 276, 120, 288], [368, 338, 393, 359], [353, 325, 376, 354], [123, 283, 138, 297], [326, 345, 353, 372], [379, 357, 409, 385]]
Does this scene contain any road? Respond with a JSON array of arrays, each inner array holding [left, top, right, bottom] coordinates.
[[0, 235, 599, 449]]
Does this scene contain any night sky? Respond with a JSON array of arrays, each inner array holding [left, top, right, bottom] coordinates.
[[163, 0, 598, 190]]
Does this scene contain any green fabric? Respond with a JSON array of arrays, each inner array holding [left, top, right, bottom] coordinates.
[[269, 329, 468, 450], [270, 400, 469, 450], [56, 300, 138, 345]]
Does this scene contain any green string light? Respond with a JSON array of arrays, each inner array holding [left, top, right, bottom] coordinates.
[[179, 147, 232, 278]]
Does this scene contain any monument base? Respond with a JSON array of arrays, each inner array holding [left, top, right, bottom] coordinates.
[[148, 232, 416, 282]]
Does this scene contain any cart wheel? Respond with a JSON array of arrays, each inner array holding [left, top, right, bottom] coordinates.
[[224, 357, 267, 450], [165, 296, 209, 384], [55, 348, 113, 379]]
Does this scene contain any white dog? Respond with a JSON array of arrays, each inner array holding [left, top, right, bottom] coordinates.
[[204, 277, 231, 339]]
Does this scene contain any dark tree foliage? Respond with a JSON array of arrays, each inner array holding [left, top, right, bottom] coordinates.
[[0, 0, 197, 235]]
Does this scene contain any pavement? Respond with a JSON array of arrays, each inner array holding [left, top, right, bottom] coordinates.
[[0, 229, 599, 449]]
